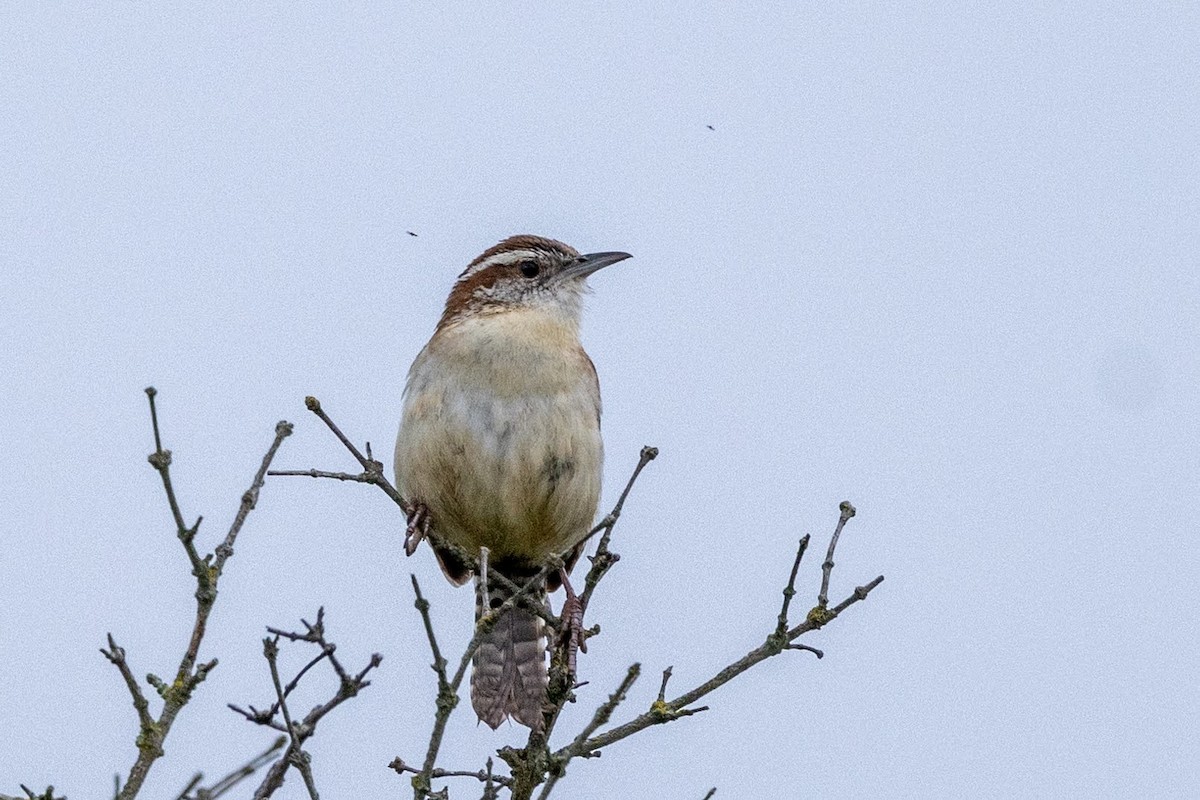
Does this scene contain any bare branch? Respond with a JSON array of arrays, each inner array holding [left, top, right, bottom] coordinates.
[[263, 638, 320, 800], [267, 468, 377, 483], [273, 397, 513, 594], [536, 664, 641, 800], [566, 575, 882, 759], [553, 505, 882, 767], [582, 445, 658, 543], [818, 501, 856, 608], [270, 396, 411, 513], [99, 634, 155, 739], [389, 759, 513, 789], [176, 737, 286, 800], [656, 666, 674, 704], [785, 643, 824, 658], [774, 535, 810, 642], [108, 390, 292, 800], [175, 774, 202, 800], [411, 575, 450, 695], [143, 387, 196, 559], [229, 611, 381, 799]]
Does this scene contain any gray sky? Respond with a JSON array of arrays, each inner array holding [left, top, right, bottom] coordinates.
[[3, 3, 1197, 798]]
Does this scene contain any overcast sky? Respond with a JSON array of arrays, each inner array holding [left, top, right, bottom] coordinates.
[[3, 3, 1197, 798]]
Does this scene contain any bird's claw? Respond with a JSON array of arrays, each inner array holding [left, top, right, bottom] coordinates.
[[404, 503, 431, 556], [558, 570, 588, 678]]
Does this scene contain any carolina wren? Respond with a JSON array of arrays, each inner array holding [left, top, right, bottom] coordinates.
[[394, 235, 631, 729]]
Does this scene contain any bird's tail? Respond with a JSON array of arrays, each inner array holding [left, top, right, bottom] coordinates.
[[471, 574, 547, 730]]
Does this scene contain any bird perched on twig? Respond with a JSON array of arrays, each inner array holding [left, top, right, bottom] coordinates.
[[394, 235, 631, 729]]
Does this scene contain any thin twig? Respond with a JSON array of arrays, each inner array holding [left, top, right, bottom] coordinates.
[[577, 446, 657, 619], [175, 774, 202, 800], [555, 504, 882, 765], [818, 501, 856, 608], [176, 737, 286, 800], [702, 789, 717, 800], [388, 759, 513, 789], [231, 611, 382, 799], [99, 634, 154, 736], [786, 643, 825, 658], [107, 389, 292, 800], [267, 468, 378, 483], [290, 396, 411, 513], [656, 666, 673, 703], [536, 664, 641, 800], [480, 758, 502, 800], [273, 397, 501, 580], [276, 648, 332, 705], [206, 737, 287, 798], [774, 535, 810, 642], [250, 608, 340, 716], [411, 575, 450, 695], [264, 638, 320, 800], [144, 387, 195, 555], [583, 445, 658, 545], [567, 576, 882, 759]]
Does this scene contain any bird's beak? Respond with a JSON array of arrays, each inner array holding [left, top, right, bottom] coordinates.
[[560, 250, 633, 281]]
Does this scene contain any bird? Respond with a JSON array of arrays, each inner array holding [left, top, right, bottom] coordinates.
[[394, 234, 631, 729]]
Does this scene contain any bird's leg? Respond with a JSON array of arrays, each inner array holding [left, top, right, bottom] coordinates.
[[557, 569, 587, 678], [403, 502, 431, 556], [477, 546, 491, 610]]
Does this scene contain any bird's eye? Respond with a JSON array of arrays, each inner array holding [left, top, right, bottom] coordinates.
[[519, 260, 540, 278]]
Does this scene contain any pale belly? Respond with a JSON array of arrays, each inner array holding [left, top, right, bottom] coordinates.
[[394, 333, 602, 566]]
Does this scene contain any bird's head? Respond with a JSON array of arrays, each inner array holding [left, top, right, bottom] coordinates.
[[437, 235, 631, 330]]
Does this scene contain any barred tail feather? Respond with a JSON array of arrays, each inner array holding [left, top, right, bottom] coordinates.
[[471, 577, 547, 730]]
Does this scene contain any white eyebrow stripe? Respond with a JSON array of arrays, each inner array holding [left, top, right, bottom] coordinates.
[[460, 249, 541, 278]]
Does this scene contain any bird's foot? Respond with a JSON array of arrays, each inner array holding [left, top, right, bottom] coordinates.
[[404, 502, 431, 556], [557, 569, 587, 678]]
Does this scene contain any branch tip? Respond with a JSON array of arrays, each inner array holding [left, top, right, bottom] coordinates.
[[786, 643, 824, 659], [656, 666, 674, 703], [819, 501, 858, 608]]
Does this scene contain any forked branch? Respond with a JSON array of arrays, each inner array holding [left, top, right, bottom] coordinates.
[[531, 502, 882, 799], [104, 389, 292, 800], [175, 736, 287, 800], [228, 610, 383, 799]]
